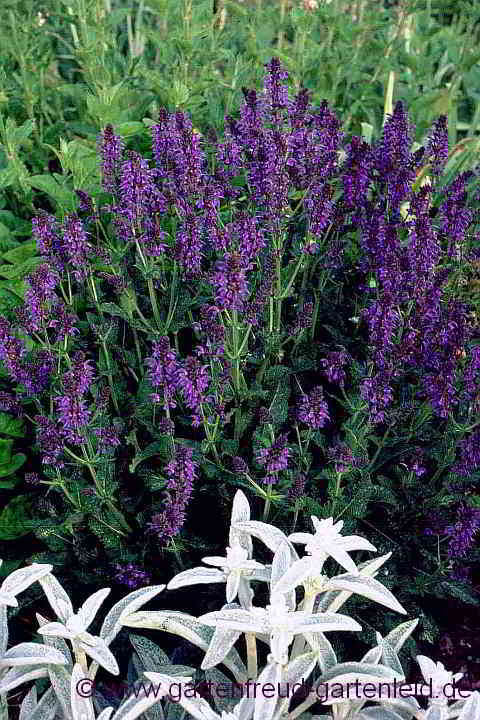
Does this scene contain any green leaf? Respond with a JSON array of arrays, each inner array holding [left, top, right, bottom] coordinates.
[[0, 286, 23, 313], [0, 166, 17, 191], [0, 495, 38, 540], [115, 122, 145, 138], [0, 475, 22, 489], [27, 175, 76, 211], [129, 439, 171, 474], [0, 453, 26, 478], [0, 257, 43, 279], [2, 242, 37, 265], [0, 437, 13, 465]]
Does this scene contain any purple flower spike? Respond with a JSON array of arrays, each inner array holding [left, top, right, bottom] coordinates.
[[256, 432, 291, 483], [98, 124, 125, 193], [296, 386, 330, 429]]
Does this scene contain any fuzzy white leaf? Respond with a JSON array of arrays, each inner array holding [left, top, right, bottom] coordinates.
[[271, 541, 293, 591], [357, 708, 406, 720], [124, 612, 247, 683], [287, 611, 362, 635], [384, 619, 419, 653], [0, 564, 53, 598], [98, 710, 115, 720], [19, 685, 37, 720], [458, 692, 480, 720], [168, 568, 225, 591], [79, 637, 119, 675], [254, 661, 283, 720], [26, 687, 59, 720], [425, 707, 448, 720], [0, 604, 7, 657], [201, 604, 242, 670], [38, 621, 74, 640], [231, 490, 251, 527], [317, 553, 393, 614], [0, 591, 17, 607], [77, 588, 111, 631], [230, 491, 253, 555], [323, 574, 407, 614], [304, 632, 337, 672], [272, 557, 315, 596], [100, 585, 165, 647], [71, 663, 95, 720], [38, 574, 74, 623], [110, 684, 168, 720], [47, 664, 72, 719], [0, 665, 48, 694], [284, 652, 318, 687], [0, 642, 68, 667], [235, 521, 297, 559], [199, 609, 269, 635]]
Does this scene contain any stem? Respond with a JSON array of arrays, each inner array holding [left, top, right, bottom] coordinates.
[[245, 633, 258, 680], [147, 277, 162, 330]]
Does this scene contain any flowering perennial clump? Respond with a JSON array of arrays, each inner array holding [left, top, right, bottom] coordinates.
[[0, 58, 478, 614]]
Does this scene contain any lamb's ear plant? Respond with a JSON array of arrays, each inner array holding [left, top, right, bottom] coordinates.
[[0, 491, 480, 720]]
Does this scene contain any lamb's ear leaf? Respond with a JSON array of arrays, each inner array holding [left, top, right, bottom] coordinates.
[[254, 661, 283, 720], [201, 604, 242, 671], [100, 585, 165, 646], [1, 563, 53, 596], [0, 665, 49, 694], [71, 664, 95, 720], [22, 687, 58, 720], [38, 573, 74, 623], [129, 634, 170, 669], [457, 691, 480, 720], [384, 619, 419, 652], [48, 665, 72, 720]]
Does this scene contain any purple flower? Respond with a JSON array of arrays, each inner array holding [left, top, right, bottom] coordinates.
[[425, 115, 449, 177], [98, 124, 125, 193], [256, 432, 291, 483], [440, 171, 474, 259], [145, 337, 180, 410], [75, 189, 94, 214], [94, 425, 121, 451], [0, 392, 22, 416], [210, 251, 252, 312], [264, 57, 290, 123], [47, 301, 79, 344], [152, 109, 206, 203], [245, 251, 276, 327], [25, 472, 42, 486], [463, 346, 480, 405], [175, 356, 210, 419], [319, 349, 351, 387], [147, 444, 197, 544], [55, 395, 91, 444], [0, 317, 27, 383], [174, 211, 205, 278], [231, 456, 249, 474], [342, 136, 373, 213], [296, 386, 330, 429], [451, 429, 480, 478], [360, 369, 395, 425], [288, 472, 306, 500], [326, 442, 367, 473], [61, 213, 91, 282], [289, 301, 314, 335], [114, 563, 151, 589], [63, 352, 95, 396], [117, 151, 165, 228], [24, 264, 58, 332], [445, 504, 480, 559], [35, 415, 64, 466], [31, 211, 62, 257]]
